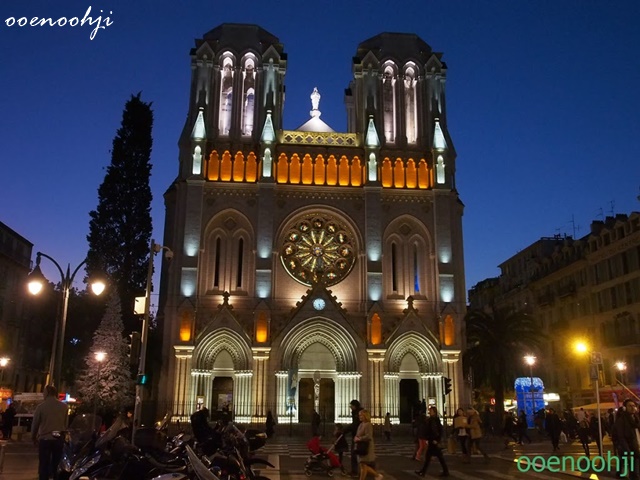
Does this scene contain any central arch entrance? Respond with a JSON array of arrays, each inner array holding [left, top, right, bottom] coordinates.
[[279, 317, 359, 423]]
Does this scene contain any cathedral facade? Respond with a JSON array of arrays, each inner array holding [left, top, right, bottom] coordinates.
[[158, 24, 467, 424]]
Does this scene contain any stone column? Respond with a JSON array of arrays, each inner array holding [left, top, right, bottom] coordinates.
[[233, 371, 253, 422], [336, 372, 362, 423], [251, 347, 271, 421], [384, 372, 400, 423], [275, 371, 289, 421], [173, 346, 194, 419], [367, 349, 386, 421]]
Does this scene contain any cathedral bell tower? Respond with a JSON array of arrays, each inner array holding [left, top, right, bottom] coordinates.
[[345, 33, 456, 190], [177, 23, 287, 181]]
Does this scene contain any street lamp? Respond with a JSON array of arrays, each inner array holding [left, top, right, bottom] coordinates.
[[133, 240, 172, 439], [94, 351, 107, 425], [27, 252, 106, 388], [0, 357, 9, 386], [574, 340, 604, 456], [616, 361, 627, 384], [524, 355, 536, 425]]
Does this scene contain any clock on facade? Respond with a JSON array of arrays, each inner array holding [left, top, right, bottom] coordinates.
[[313, 298, 326, 311]]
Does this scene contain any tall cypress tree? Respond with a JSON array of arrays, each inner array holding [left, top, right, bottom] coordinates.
[[87, 93, 153, 333]]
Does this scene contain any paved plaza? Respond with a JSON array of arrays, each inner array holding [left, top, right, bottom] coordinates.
[[0, 431, 626, 480]]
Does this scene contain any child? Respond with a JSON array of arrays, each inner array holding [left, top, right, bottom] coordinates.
[[307, 434, 342, 470], [334, 424, 349, 473]]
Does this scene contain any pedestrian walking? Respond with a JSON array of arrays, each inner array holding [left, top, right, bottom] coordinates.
[[266, 410, 276, 438], [354, 409, 383, 480], [545, 408, 563, 452], [614, 399, 640, 480], [577, 415, 591, 456], [2, 402, 16, 440], [453, 408, 469, 462], [333, 423, 349, 475], [383, 412, 391, 441], [343, 399, 363, 478], [414, 411, 428, 461], [589, 413, 601, 454], [32, 385, 68, 480], [468, 408, 490, 463], [414, 406, 449, 477], [517, 410, 531, 444]]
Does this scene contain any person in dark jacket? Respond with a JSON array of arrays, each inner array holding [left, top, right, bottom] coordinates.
[[311, 410, 321, 436], [2, 403, 16, 440], [517, 410, 531, 444], [265, 410, 276, 438], [614, 400, 639, 480], [343, 399, 363, 477], [415, 406, 449, 477], [545, 408, 563, 452]]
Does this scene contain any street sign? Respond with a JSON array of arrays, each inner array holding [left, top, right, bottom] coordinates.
[[590, 364, 599, 381], [590, 352, 603, 365]]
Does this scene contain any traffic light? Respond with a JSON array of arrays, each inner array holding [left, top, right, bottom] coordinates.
[[443, 377, 452, 395], [129, 332, 141, 367]]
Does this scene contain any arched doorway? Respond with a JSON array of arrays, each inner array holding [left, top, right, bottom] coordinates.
[[399, 379, 420, 423]]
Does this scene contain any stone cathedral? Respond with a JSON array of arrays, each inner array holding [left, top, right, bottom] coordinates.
[[158, 24, 467, 424]]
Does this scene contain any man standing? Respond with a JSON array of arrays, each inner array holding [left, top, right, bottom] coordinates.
[[614, 399, 640, 480], [415, 406, 449, 477], [343, 399, 362, 477], [32, 385, 68, 480], [2, 402, 16, 440], [545, 408, 563, 452]]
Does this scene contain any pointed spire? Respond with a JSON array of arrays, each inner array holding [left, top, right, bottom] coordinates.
[[365, 115, 380, 148], [261, 110, 276, 143], [433, 119, 447, 151], [191, 108, 206, 140], [310, 87, 321, 118]]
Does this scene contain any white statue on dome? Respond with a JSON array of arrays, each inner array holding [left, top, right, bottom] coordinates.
[[310, 87, 321, 118]]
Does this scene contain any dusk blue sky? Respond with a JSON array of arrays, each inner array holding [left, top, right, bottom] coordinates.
[[2, 0, 639, 303]]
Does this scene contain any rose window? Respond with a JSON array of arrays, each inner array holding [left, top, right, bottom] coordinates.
[[280, 214, 356, 286]]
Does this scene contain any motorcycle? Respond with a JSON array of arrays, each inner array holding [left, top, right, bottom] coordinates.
[[58, 413, 102, 480]]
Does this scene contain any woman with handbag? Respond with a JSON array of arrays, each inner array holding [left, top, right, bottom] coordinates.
[[453, 408, 470, 462], [354, 409, 383, 480]]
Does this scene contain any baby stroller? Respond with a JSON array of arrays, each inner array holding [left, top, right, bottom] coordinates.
[[304, 435, 343, 477]]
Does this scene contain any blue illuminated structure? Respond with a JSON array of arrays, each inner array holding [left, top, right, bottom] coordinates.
[[514, 377, 545, 428]]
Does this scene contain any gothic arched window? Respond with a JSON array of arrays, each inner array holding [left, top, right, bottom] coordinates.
[[241, 57, 256, 136], [382, 64, 396, 143], [218, 56, 234, 136], [404, 66, 417, 144]]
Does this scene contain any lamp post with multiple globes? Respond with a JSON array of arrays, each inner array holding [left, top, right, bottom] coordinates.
[[27, 252, 105, 388]]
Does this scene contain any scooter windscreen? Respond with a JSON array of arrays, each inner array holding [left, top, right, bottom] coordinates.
[[186, 445, 220, 480]]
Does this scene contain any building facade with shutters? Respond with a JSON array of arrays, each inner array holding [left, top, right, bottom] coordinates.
[[469, 212, 640, 409], [158, 24, 467, 423]]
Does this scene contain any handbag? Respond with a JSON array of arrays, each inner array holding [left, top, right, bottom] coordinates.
[[447, 436, 456, 453], [355, 440, 370, 455]]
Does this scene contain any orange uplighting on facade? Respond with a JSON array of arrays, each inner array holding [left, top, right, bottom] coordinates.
[[255, 312, 268, 343], [443, 315, 455, 346], [179, 311, 193, 342], [370, 313, 382, 345]]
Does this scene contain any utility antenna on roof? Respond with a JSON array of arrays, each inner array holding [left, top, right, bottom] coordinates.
[[608, 200, 615, 216], [596, 208, 604, 220], [568, 215, 580, 238]]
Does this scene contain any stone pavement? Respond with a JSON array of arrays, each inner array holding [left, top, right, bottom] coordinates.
[[0, 430, 622, 480], [0, 440, 38, 480]]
